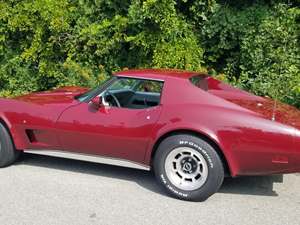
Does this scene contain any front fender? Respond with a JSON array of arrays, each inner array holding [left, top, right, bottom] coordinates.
[[0, 100, 28, 150], [0, 98, 68, 150]]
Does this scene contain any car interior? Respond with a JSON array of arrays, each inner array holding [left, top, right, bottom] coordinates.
[[103, 78, 163, 109]]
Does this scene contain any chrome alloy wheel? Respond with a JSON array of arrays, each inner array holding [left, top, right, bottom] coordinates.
[[164, 147, 209, 191]]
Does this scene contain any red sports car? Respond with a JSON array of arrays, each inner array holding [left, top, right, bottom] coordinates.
[[0, 69, 299, 201]]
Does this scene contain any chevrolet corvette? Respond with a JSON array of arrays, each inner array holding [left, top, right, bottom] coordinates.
[[0, 69, 299, 201]]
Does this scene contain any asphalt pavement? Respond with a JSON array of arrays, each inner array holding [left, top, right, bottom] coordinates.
[[0, 153, 299, 225]]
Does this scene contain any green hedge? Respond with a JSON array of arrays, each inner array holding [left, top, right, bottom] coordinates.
[[0, 0, 299, 107]]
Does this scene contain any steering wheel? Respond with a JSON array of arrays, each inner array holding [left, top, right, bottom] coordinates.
[[105, 91, 121, 108]]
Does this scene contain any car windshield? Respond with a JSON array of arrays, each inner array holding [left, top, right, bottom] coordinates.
[[75, 77, 114, 102]]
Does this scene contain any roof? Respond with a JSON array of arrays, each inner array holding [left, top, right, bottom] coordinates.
[[114, 69, 201, 80]]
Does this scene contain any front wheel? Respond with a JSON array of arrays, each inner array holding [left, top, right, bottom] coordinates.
[[0, 123, 20, 168], [153, 134, 224, 201]]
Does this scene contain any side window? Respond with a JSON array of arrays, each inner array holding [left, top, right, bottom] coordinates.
[[103, 77, 164, 109], [107, 78, 139, 91], [189, 75, 208, 91], [135, 80, 163, 93]]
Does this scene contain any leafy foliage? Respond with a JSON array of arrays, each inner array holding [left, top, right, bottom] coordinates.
[[0, 0, 299, 107], [202, 2, 300, 107]]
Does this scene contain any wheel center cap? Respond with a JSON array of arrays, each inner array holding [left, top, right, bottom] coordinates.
[[181, 157, 198, 174], [183, 162, 192, 172]]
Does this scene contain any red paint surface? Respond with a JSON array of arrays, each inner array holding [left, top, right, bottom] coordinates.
[[0, 69, 299, 176]]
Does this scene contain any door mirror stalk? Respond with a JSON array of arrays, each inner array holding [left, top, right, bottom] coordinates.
[[91, 96, 103, 108]]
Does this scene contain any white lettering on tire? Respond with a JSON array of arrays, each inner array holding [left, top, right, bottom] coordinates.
[[179, 140, 214, 168], [160, 174, 188, 198]]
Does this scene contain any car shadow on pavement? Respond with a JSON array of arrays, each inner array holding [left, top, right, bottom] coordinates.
[[19, 153, 283, 198], [219, 175, 282, 196]]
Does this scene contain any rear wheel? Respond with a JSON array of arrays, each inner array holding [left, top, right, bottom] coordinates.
[[153, 134, 224, 201], [0, 123, 20, 167]]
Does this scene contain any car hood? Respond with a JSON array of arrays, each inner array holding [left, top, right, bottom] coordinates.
[[13, 86, 89, 105]]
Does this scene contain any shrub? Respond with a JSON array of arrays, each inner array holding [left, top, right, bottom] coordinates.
[[202, 2, 299, 107], [0, 0, 299, 108]]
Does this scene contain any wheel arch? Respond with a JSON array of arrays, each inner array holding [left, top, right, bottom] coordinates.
[[0, 117, 17, 149], [149, 129, 232, 177]]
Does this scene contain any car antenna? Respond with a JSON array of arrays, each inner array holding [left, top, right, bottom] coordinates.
[[271, 99, 277, 121], [271, 12, 289, 122], [271, 70, 279, 122]]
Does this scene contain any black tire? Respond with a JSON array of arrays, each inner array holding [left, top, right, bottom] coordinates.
[[0, 123, 20, 167], [153, 134, 224, 201]]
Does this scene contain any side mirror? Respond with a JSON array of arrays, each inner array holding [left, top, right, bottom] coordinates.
[[91, 96, 102, 108]]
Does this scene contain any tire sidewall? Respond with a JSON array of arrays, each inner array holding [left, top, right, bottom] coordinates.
[[0, 124, 8, 164], [154, 135, 224, 201], [0, 123, 19, 167]]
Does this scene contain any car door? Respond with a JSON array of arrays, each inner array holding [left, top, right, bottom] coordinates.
[[56, 103, 161, 162], [55, 95, 162, 164]]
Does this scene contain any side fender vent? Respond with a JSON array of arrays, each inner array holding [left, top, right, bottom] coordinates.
[[25, 129, 37, 143]]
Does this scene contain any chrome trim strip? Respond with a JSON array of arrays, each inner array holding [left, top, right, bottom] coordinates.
[[115, 75, 165, 82], [24, 149, 150, 171]]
